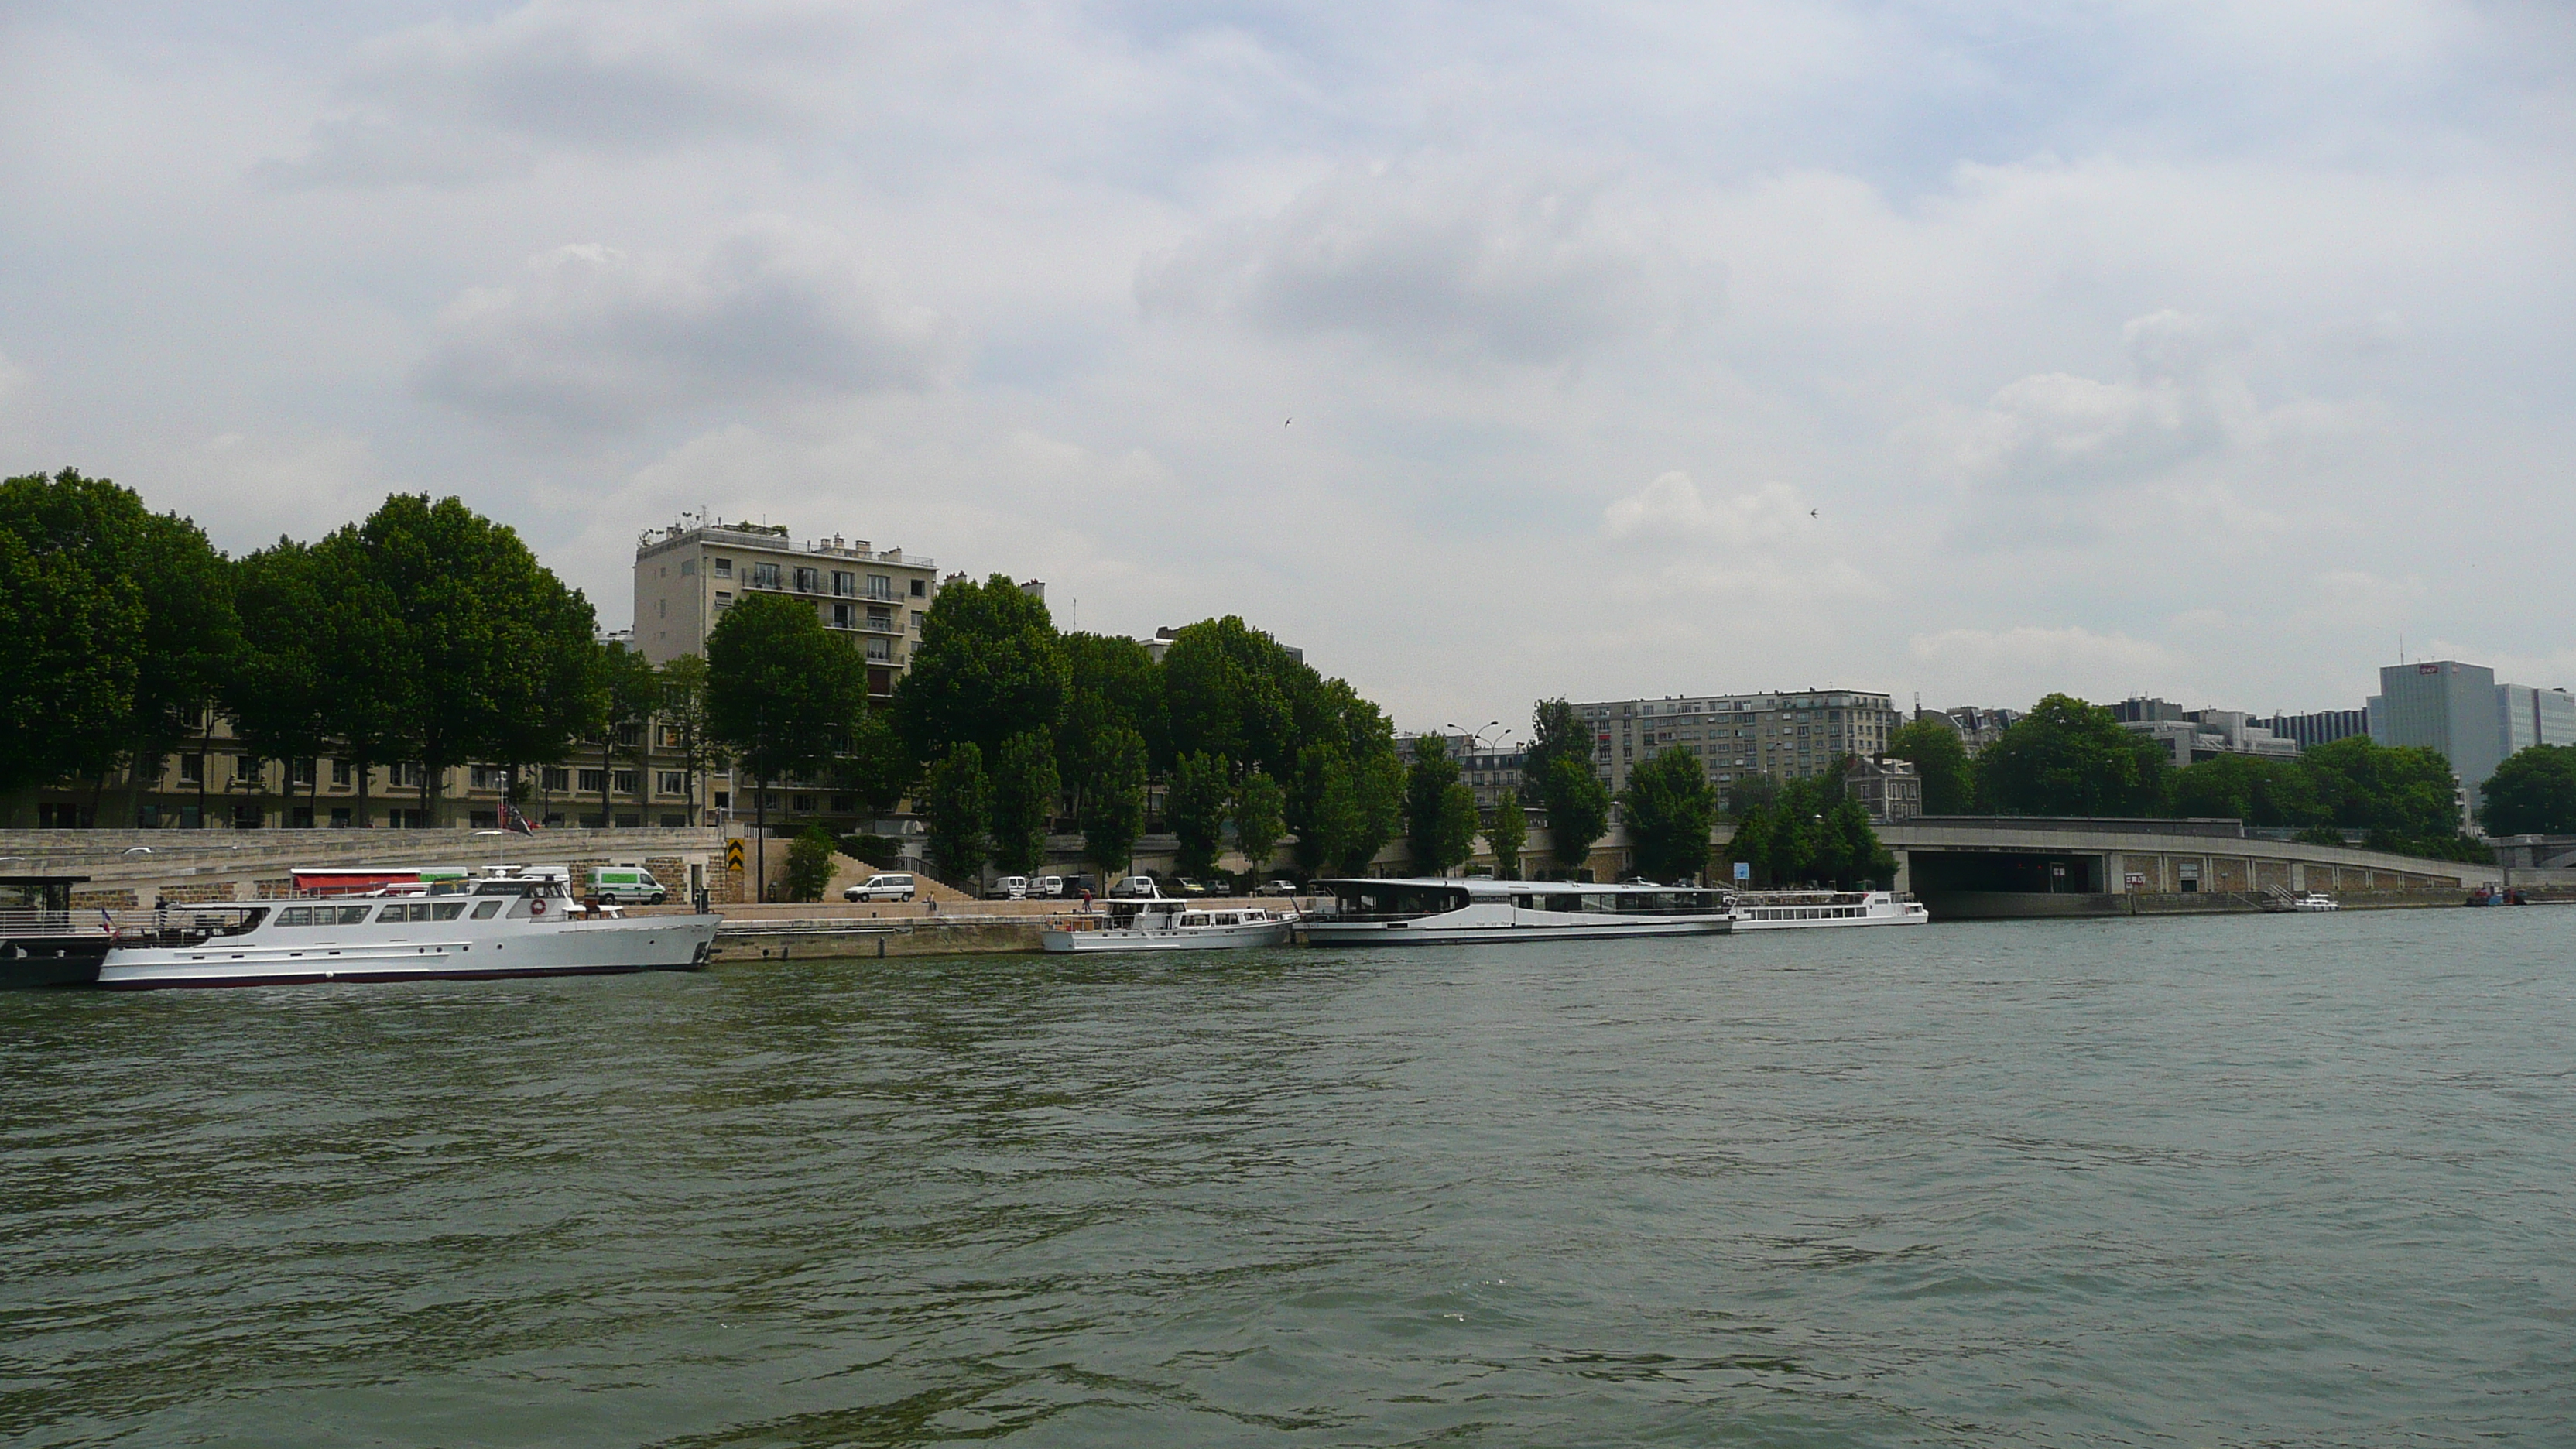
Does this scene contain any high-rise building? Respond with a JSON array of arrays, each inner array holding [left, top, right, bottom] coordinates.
[[2376, 660, 2502, 803], [632, 521, 942, 698], [2497, 683, 2576, 756], [1571, 689, 1900, 793], [2259, 707, 2370, 750]]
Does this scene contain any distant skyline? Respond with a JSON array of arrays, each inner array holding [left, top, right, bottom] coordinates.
[[4, 2, 2569, 732]]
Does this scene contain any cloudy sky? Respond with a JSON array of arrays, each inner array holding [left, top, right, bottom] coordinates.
[[4, 2, 2570, 733]]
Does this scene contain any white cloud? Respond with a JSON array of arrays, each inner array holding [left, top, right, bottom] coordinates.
[[1138, 152, 1702, 368], [417, 218, 958, 432], [1603, 472, 1807, 548], [1908, 626, 2188, 708]]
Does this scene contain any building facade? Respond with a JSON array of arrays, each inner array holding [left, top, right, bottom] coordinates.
[[1843, 755, 1923, 823], [2497, 683, 2576, 756], [2372, 660, 2503, 802], [1398, 732, 1527, 809], [633, 521, 941, 698], [2259, 707, 2371, 750], [1922, 704, 2021, 755], [2112, 699, 2303, 769], [1574, 690, 1900, 793]]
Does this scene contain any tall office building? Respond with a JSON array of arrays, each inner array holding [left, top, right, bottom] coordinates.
[[2497, 683, 2576, 755], [2375, 660, 2502, 805]]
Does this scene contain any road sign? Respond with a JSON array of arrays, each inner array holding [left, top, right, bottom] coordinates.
[[725, 839, 745, 872], [1733, 861, 1751, 882]]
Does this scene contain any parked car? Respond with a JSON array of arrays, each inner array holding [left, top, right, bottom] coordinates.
[[1108, 875, 1161, 899], [987, 875, 1029, 899], [1202, 875, 1235, 896], [843, 872, 917, 903], [1253, 879, 1300, 897], [1031, 875, 1065, 899], [1170, 877, 1211, 897], [1061, 873, 1100, 899], [588, 865, 669, 905]]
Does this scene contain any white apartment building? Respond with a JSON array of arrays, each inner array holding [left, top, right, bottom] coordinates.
[[1574, 689, 1900, 793], [632, 521, 940, 699]]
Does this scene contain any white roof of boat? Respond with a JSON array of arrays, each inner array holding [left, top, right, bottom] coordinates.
[[1313, 877, 1707, 895]]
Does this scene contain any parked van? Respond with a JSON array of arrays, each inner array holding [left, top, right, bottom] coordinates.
[[987, 875, 1029, 899], [588, 865, 668, 905], [844, 872, 917, 903]]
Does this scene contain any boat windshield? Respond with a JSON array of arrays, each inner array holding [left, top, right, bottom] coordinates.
[[1326, 883, 1468, 920]]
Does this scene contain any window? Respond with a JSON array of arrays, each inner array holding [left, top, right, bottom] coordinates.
[[680, 558, 695, 577], [657, 771, 686, 796], [471, 765, 506, 790], [543, 767, 569, 791], [909, 578, 927, 597], [833, 570, 856, 596], [577, 769, 605, 793], [912, 611, 924, 633], [865, 637, 892, 662], [865, 574, 895, 600], [288, 758, 317, 786], [713, 590, 732, 611], [748, 562, 783, 589], [331, 759, 351, 786], [233, 757, 262, 786], [793, 794, 815, 812], [713, 557, 732, 577], [472, 900, 502, 920], [867, 606, 892, 631], [831, 602, 854, 629], [277, 906, 313, 926], [612, 770, 639, 794], [794, 567, 821, 593]]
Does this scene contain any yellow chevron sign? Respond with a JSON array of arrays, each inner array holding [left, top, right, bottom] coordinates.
[[725, 840, 745, 872]]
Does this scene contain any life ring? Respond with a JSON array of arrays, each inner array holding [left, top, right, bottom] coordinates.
[[531, 898, 547, 916]]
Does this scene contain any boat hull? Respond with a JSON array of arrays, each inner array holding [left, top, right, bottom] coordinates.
[[1728, 912, 1928, 930], [98, 916, 719, 990], [0, 938, 108, 988], [1040, 920, 1296, 953], [1302, 916, 1732, 947]]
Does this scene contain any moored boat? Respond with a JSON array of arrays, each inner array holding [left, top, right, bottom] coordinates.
[[0, 875, 111, 988], [1300, 878, 1734, 946], [1725, 889, 1929, 930], [1039, 897, 1297, 953], [97, 867, 718, 989]]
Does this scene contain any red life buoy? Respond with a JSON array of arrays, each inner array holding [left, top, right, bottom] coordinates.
[[531, 898, 547, 916]]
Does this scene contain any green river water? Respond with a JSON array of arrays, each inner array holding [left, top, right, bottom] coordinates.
[[3, 909, 2571, 1445]]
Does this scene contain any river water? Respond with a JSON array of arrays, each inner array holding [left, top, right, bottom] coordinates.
[[4, 909, 2572, 1446]]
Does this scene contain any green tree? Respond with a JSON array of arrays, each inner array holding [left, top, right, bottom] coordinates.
[[593, 640, 663, 827], [706, 590, 868, 895], [1163, 616, 1303, 776], [2170, 753, 2327, 827], [2302, 735, 2465, 838], [1724, 774, 1892, 888], [657, 654, 722, 823], [836, 707, 914, 817], [1234, 769, 1286, 875], [1487, 791, 1527, 879], [921, 742, 994, 885], [1882, 718, 1976, 814], [1978, 694, 2169, 817], [0, 471, 150, 810], [1167, 750, 1233, 878], [1080, 725, 1149, 875], [1622, 746, 1717, 882], [1057, 631, 1170, 796], [303, 525, 409, 827], [2481, 744, 2576, 834], [1523, 698, 1611, 875], [1405, 735, 1478, 876], [125, 509, 242, 823], [1722, 772, 1781, 820], [990, 730, 1062, 875], [783, 825, 839, 903], [892, 573, 1067, 764], [227, 538, 332, 827]]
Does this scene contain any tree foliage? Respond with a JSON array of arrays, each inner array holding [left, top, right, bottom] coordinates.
[[1978, 694, 2170, 817], [989, 730, 1061, 875], [705, 591, 868, 790], [1622, 746, 1717, 882], [1404, 735, 1478, 877], [893, 573, 1067, 764], [1882, 718, 1976, 814], [2481, 744, 2576, 834], [2301, 736, 2462, 839], [1302, 745, 1404, 875], [1486, 791, 1527, 880], [783, 825, 840, 903], [1164, 617, 1301, 777], [2170, 753, 2325, 827], [0, 471, 168, 800], [1523, 698, 1611, 875], [922, 742, 994, 883], [1723, 774, 1894, 889], [1169, 749, 1233, 878], [1079, 725, 1149, 875], [1234, 769, 1286, 873]]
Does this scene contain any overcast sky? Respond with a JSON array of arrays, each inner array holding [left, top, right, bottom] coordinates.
[[4, 2, 2569, 734]]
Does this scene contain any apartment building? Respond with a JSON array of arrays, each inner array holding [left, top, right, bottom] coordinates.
[[1574, 689, 1900, 793], [632, 520, 940, 698], [1397, 732, 1527, 809]]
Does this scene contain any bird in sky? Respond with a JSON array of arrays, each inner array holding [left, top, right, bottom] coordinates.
[[1810, 509, 1819, 519], [1284, 418, 1292, 426]]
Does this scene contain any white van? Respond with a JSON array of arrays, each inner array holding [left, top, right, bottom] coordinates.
[[844, 872, 917, 903], [588, 865, 668, 904]]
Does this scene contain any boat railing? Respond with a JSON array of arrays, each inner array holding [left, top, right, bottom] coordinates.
[[0, 909, 104, 937]]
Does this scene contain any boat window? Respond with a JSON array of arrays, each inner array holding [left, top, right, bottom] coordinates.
[[1543, 894, 1581, 913], [433, 902, 466, 920], [1512, 894, 1535, 909], [471, 900, 502, 920], [376, 904, 407, 922], [276, 906, 313, 926], [1331, 885, 1468, 919]]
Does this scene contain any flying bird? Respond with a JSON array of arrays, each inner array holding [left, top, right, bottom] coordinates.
[[1285, 418, 1292, 426], [1810, 509, 1818, 519]]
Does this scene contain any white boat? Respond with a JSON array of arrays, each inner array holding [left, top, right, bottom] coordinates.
[[97, 868, 718, 989], [1727, 889, 1930, 930], [1039, 897, 1297, 953], [2290, 891, 2340, 912], [1300, 878, 1735, 946]]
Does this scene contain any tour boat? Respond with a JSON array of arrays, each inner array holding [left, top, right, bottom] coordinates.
[[1300, 878, 1735, 946], [1038, 897, 1297, 953], [96, 868, 718, 989], [1725, 889, 1930, 930]]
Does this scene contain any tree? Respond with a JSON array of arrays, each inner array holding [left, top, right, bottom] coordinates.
[[2302, 735, 2465, 839], [1057, 632, 1169, 800], [2170, 753, 2326, 827], [706, 590, 868, 896], [1623, 747, 1716, 882], [921, 742, 994, 885], [1235, 769, 1286, 875], [228, 538, 332, 827], [1523, 698, 1611, 875], [1882, 718, 1975, 815], [350, 494, 601, 827], [125, 509, 242, 823], [594, 641, 663, 827], [1722, 772, 1781, 820], [1286, 678, 1404, 874], [1405, 735, 1478, 876], [892, 573, 1067, 763], [0, 471, 150, 809], [1978, 694, 2169, 817], [783, 825, 839, 903], [1725, 774, 1892, 889], [1163, 616, 1302, 776], [1168, 750, 1233, 878], [1080, 725, 1149, 875], [2482, 744, 2576, 834], [990, 730, 1062, 875], [657, 654, 722, 823], [836, 707, 914, 817], [1487, 791, 1527, 879], [303, 525, 409, 827]]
